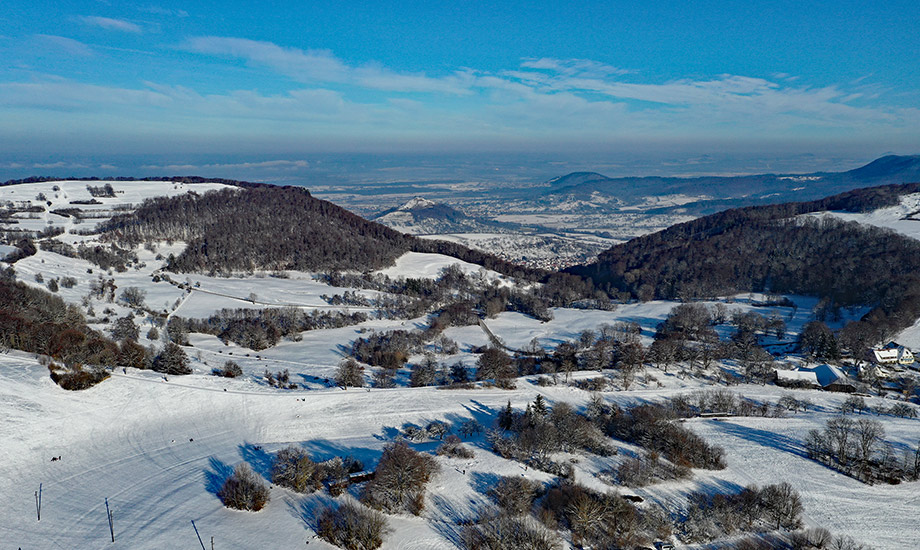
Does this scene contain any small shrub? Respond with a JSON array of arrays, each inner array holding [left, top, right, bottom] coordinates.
[[217, 463, 270, 511], [462, 509, 562, 550], [60, 276, 77, 288], [436, 435, 475, 459], [48, 363, 110, 390], [271, 446, 321, 493], [316, 501, 389, 550], [213, 360, 243, 378], [490, 476, 541, 516], [362, 440, 439, 515]]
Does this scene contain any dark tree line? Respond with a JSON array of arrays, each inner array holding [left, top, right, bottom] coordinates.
[[570, 182, 920, 340], [182, 307, 367, 351], [603, 402, 727, 469]]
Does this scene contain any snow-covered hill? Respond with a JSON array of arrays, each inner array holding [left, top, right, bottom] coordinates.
[[372, 196, 503, 235]]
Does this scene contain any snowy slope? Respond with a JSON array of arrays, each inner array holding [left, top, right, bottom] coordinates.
[[2, 353, 918, 549]]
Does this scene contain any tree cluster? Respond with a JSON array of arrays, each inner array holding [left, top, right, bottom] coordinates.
[[602, 402, 726, 469], [361, 440, 439, 515], [217, 463, 269, 511], [570, 182, 920, 340], [184, 307, 367, 351], [683, 482, 803, 542], [805, 416, 919, 483]]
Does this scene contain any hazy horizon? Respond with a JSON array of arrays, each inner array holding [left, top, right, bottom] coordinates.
[[1, 149, 910, 187], [2, 1, 919, 184]]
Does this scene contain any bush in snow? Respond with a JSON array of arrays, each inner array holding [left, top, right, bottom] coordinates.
[[212, 360, 243, 378], [362, 440, 438, 515], [48, 363, 110, 391], [462, 509, 561, 550], [335, 358, 364, 388], [614, 451, 691, 487], [152, 343, 190, 375], [271, 445, 322, 493], [436, 435, 474, 459], [488, 476, 541, 516], [217, 463, 269, 511], [316, 500, 389, 550]]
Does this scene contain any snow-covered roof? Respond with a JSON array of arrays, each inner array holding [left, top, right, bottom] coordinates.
[[871, 346, 914, 364], [774, 369, 820, 386], [802, 364, 846, 387]]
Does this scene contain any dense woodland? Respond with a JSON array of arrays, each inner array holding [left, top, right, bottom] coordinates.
[[97, 184, 548, 280], [100, 187, 414, 272], [570, 182, 920, 340]]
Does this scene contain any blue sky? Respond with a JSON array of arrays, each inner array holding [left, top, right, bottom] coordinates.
[[1, 1, 919, 179]]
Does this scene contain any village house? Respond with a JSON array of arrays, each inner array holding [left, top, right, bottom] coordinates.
[[774, 363, 856, 392], [868, 341, 915, 366]]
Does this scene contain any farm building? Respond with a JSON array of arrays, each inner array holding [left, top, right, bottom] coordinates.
[[774, 364, 856, 392], [869, 342, 915, 365]]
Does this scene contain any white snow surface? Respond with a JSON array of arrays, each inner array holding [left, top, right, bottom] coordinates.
[[2, 352, 918, 549], [376, 251, 504, 282]]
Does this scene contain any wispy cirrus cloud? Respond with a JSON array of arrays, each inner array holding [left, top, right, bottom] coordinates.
[[34, 34, 94, 56], [182, 36, 476, 94], [79, 16, 143, 33], [3, 37, 918, 154], [180, 36, 903, 128], [138, 6, 189, 18]]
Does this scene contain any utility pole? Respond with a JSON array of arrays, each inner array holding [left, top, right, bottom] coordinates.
[[105, 498, 114, 542], [191, 519, 206, 550], [35, 483, 42, 521]]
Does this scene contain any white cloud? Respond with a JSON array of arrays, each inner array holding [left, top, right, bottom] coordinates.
[[80, 16, 143, 33], [182, 36, 475, 94], [34, 35, 94, 56]]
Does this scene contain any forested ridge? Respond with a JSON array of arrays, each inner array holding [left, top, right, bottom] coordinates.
[[569, 182, 920, 338], [98, 184, 547, 279]]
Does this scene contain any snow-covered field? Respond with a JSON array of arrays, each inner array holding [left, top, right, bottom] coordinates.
[[376, 252, 504, 283], [2, 351, 918, 549]]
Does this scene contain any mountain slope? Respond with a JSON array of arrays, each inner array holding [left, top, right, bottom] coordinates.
[[372, 197, 498, 235], [568, 181, 920, 337], [99, 185, 546, 279], [545, 154, 920, 210], [102, 186, 413, 272]]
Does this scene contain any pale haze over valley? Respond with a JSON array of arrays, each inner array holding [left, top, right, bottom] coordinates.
[[3, 3, 920, 550]]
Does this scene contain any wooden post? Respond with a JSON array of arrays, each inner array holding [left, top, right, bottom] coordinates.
[[35, 483, 42, 521], [191, 519, 206, 550], [211, 536, 215, 550], [105, 498, 114, 542]]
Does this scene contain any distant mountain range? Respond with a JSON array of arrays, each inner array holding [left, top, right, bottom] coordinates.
[[543, 155, 920, 215]]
